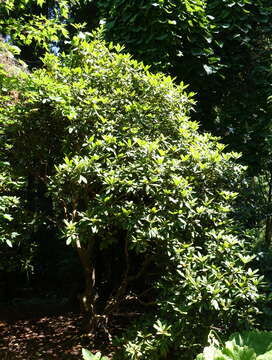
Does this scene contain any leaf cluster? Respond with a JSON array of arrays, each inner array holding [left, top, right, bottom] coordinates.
[[197, 331, 272, 360], [98, 0, 272, 172]]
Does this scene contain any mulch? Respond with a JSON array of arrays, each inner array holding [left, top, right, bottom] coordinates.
[[0, 305, 114, 360]]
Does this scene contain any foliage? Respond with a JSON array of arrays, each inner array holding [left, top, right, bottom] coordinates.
[[97, 0, 272, 246], [6, 33, 262, 350], [97, 0, 272, 80], [0, 0, 86, 67], [0, 10, 269, 360], [0, 16, 268, 356], [0, 64, 23, 249], [98, 0, 210, 76], [116, 237, 265, 359], [0, 9, 270, 360], [98, 0, 272, 163], [0, 41, 37, 277], [196, 331, 272, 360], [0, 2, 66, 47], [44, 37, 260, 332], [82, 348, 109, 360], [0, 165, 22, 248]]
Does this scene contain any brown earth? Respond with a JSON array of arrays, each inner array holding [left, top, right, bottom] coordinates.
[[0, 304, 117, 360]]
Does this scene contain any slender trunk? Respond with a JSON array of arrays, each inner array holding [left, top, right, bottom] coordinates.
[[265, 172, 272, 248], [75, 233, 153, 336], [81, 264, 97, 329], [265, 217, 272, 248], [76, 238, 98, 331]]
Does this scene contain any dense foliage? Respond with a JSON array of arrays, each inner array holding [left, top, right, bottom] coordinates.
[[1, 33, 266, 357], [98, 0, 272, 239], [0, 42, 36, 278], [98, 0, 271, 156], [0, 0, 271, 359]]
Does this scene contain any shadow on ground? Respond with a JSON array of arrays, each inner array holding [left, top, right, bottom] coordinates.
[[0, 304, 94, 360]]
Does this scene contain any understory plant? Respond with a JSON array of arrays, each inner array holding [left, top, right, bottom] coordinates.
[[0, 164, 33, 274], [197, 331, 272, 360], [117, 239, 265, 359]]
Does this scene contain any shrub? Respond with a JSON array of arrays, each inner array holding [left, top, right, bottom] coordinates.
[[1, 33, 266, 352]]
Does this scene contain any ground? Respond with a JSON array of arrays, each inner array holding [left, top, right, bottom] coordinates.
[[0, 303, 119, 360]]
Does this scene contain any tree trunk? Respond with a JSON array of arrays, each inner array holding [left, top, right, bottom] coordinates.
[[265, 217, 272, 248], [265, 172, 272, 248], [76, 238, 98, 332]]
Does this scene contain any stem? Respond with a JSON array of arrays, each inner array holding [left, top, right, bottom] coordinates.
[[265, 171, 272, 248], [76, 237, 98, 331]]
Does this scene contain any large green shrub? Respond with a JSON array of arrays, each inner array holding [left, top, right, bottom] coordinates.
[[1, 34, 265, 353]]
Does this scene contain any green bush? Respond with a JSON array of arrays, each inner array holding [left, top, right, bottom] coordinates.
[[117, 247, 265, 359], [1, 33, 266, 353]]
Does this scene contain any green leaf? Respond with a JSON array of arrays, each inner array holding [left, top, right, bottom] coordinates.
[[36, 0, 45, 7], [6, 240, 13, 248], [3, 214, 13, 221], [203, 64, 214, 75], [82, 348, 94, 360], [79, 175, 88, 184], [230, 332, 272, 357], [82, 349, 109, 360]]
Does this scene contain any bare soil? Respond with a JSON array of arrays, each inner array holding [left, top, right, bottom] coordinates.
[[0, 304, 116, 360]]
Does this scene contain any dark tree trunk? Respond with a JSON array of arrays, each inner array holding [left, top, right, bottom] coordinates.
[[76, 238, 99, 332], [265, 172, 272, 248], [265, 217, 272, 248]]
